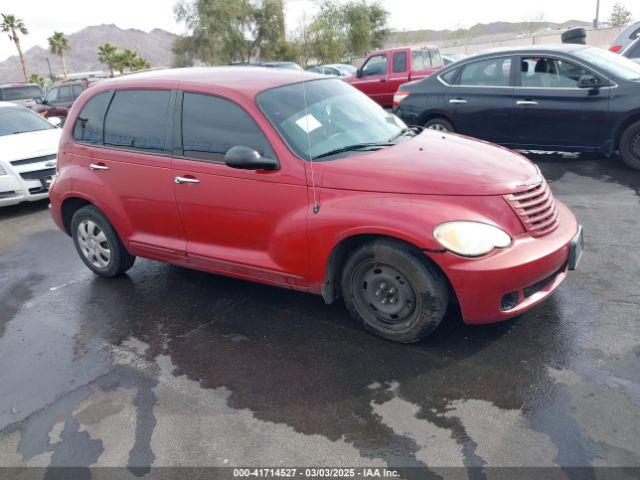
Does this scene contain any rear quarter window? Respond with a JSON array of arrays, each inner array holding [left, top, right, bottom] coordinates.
[[440, 68, 459, 85]]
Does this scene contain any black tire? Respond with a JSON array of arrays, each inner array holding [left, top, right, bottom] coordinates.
[[341, 240, 449, 343], [424, 117, 454, 132], [619, 121, 640, 170], [71, 205, 135, 277]]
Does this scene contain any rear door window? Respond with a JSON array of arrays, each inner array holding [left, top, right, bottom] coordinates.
[[181, 92, 275, 162], [73, 91, 113, 144], [104, 90, 171, 153], [392, 51, 408, 73], [459, 57, 512, 86]]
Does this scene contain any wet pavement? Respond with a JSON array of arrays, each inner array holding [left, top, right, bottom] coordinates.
[[0, 155, 639, 477]]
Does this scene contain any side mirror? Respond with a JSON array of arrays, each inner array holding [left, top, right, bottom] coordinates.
[[47, 116, 62, 127], [36, 97, 45, 104], [578, 75, 603, 89], [224, 146, 279, 171], [356, 68, 363, 78]]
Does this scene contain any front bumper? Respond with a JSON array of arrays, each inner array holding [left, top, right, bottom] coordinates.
[[431, 201, 580, 324], [0, 174, 51, 207], [0, 159, 56, 207]]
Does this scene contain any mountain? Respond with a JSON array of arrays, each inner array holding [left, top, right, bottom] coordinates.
[[0, 24, 178, 83], [384, 20, 592, 48]]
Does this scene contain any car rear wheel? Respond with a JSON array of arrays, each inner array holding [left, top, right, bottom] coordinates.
[[424, 118, 454, 132], [619, 120, 640, 170], [71, 205, 135, 277], [341, 240, 449, 343]]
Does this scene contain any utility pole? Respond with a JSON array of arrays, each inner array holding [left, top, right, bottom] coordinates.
[[593, 0, 600, 29]]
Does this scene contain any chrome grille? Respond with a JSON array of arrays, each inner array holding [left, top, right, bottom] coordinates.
[[504, 180, 559, 237]]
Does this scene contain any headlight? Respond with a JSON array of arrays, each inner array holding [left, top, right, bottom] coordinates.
[[433, 221, 512, 257], [0, 165, 6, 176]]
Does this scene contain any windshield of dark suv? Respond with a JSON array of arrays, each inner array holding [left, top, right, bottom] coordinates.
[[574, 47, 640, 81], [0, 106, 55, 136], [257, 78, 408, 160]]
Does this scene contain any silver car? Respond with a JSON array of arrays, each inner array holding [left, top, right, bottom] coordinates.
[[622, 37, 640, 64], [611, 21, 640, 53]]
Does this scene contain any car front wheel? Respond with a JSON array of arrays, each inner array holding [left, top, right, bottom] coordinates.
[[619, 120, 640, 170], [341, 240, 449, 343], [71, 205, 136, 277]]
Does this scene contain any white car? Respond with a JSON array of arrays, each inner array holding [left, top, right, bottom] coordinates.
[[0, 102, 61, 207]]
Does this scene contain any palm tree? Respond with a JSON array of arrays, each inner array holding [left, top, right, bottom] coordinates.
[[28, 73, 46, 88], [121, 48, 137, 71], [132, 56, 151, 71], [98, 43, 118, 77], [48, 31, 70, 80], [1, 13, 29, 82]]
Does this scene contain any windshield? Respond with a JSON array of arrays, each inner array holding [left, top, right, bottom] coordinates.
[[257, 78, 407, 161], [574, 47, 640, 81], [1, 85, 43, 101], [0, 106, 55, 137]]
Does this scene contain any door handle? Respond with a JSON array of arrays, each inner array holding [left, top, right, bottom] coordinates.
[[174, 176, 200, 185], [89, 163, 109, 171], [517, 100, 539, 106], [380, 79, 387, 83], [449, 98, 467, 104]]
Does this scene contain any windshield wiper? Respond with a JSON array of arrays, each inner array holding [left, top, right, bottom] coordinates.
[[312, 142, 395, 160]]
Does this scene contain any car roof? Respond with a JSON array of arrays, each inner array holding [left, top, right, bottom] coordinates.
[[89, 67, 323, 96], [373, 45, 440, 55], [476, 43, 591, 56], [0, 83, 41, 89]]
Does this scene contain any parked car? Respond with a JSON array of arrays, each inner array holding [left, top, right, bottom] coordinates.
[[609, 21, 640, 53], [622, 37, 640, 64], [343, 45, 444, 108], [0, 83, 44, 110], [0, 102, 60, 207], [306, 64, 357, 77], [49, 67, 582, 343], [33, 80, 90, 123], [395, 44, 640, 169], [442, 53, 467, 65]]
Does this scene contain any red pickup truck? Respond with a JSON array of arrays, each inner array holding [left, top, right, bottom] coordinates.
[[344, 45, 444, 108]]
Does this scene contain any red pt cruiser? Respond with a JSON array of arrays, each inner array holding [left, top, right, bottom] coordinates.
[[49, 68, 583, 343]]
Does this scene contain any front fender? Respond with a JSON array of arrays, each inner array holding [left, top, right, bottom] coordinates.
[[307, 189, 524, 292]]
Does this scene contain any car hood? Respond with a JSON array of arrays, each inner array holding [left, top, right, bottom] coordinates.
[[314, 130, 539, 196], [0, 128, 61, 162]]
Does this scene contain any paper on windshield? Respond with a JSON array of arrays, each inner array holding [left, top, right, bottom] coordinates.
[[295, 114, 322, 134]]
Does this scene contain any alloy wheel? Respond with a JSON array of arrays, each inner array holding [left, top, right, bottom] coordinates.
[[77, 219, 111, 269]]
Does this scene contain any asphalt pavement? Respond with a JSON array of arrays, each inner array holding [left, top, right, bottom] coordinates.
[[0, 154, 639, 479]]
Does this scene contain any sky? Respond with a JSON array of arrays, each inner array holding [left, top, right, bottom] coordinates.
[[1, 0, 639, 61]]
